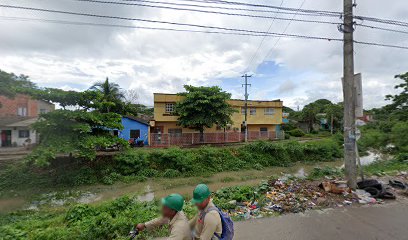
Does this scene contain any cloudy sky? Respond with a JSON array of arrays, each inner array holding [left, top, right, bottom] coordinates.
[[0, 0, 407, 109]]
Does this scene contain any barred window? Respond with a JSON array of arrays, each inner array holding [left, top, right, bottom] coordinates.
[[19, 130, 30, 138], [165, 103, 175, 113], [250, 107, 256, 115]]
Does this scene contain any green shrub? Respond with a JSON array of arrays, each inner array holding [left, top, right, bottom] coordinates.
[[308, 166, 343, 179], [391, 122, 408, 152], [288, 128, 305, 137]]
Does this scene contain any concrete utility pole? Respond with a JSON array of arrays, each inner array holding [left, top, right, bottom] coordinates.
[[242, 74, 252, 142], [342, 0, 358, 189]]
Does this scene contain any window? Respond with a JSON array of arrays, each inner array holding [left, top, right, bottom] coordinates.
[[18, 130, 30, 138], [40, 109, 47, 114], [260, 127, 268, 132], [250, 107, 256, 115], [130, 129, 141, 139], [241, 107, 246, 115], [168, 128, 182, 136], [264, 108, 275, 115], [17, 107, 27, 116], [165, 103, 175, 113]]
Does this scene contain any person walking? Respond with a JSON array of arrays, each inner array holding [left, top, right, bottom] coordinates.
[[136, 194, 191, 240]]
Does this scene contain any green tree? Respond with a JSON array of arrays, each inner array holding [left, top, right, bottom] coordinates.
[[0, 69, 36, 107], [324, 103, 343, 134], [300, 99, 335, 133], [29, 110, 126, 166], [385, 73, 408, 121], [90, 77, 124, 113], [174, 85, 236, 142]]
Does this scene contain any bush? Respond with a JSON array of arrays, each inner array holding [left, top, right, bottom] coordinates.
[[288, 128, 305, 137], [1, 139, 344, 191], [391, 122, 408, 152]]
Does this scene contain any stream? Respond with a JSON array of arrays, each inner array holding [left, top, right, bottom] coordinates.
[[0, 152, 384, 213]]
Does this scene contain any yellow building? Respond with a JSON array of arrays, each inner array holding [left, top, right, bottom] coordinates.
[[150, 93, 283, 137]]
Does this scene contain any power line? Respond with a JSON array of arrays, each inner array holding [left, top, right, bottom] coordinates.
[[0, 16, 284, 36], [0, 5, 407, 50], [182, 0, 408, 28], [72, 0, 341, 25], [245, 0, 284, 72], [0, 4, 342, 40], [356, 23, 408, 34], [115, 0, 339, 17], [263, 0, 307, 63], [178, 0, 341, 15], [355, 15, 408, 28], [354, 40, 408, 50]]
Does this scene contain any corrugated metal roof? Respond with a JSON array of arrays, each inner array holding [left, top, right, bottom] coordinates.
[[123, 116, 150, 125], [0, 117, 38, 127]]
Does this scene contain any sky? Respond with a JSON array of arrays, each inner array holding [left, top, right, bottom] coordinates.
[[0, 0, 407, 110]]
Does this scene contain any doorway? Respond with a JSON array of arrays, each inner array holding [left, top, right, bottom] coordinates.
[[1, 130, 12, 147]]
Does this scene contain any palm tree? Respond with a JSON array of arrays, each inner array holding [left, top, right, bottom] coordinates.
[[90, 77, 124, 113]]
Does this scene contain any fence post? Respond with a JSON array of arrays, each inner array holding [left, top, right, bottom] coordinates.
[[191, 133, 194, 145], [167, 134, 170, 147]]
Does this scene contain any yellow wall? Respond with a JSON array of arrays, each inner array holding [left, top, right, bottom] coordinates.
[[152, 93, 283, 133]]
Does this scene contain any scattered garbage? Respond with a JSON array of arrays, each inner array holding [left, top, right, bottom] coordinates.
[[215, 175, 406, 220], [357, 179, 396, 200], [223, 177, 359, 220], [320, 181, 350, 194], [354, 189, 377, 204], [389, 180, 407, 190]]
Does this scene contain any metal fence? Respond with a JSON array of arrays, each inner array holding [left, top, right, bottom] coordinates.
[[150, 131, 283, 147]]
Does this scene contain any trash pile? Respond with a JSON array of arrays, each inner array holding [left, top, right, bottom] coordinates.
[[224, 177, 357, 220], [220, 176, 407, 220]]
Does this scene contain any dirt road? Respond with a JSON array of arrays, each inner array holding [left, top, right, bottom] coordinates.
[[234, 199, 408, 240]]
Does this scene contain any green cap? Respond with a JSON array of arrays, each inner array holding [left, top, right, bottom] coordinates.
[[191, 184, 211, 204], [161, 194, 184, 212]]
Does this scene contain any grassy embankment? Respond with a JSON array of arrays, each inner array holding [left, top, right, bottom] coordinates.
[[0, 139, 344, 239], [1, 135, 407, 240], [0, 138, 342, 196]]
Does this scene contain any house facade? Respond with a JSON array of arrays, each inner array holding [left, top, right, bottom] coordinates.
[[0, 94, 54, 117], [118, 116, 150, 145], [0, 94, 55, 148], [149, 93, 283, 145]]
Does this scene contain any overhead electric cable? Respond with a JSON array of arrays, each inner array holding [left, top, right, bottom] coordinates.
[[262, 0, 307, 63], [355, 15, 408, 28], [0, 5, 406, 50], [176, 0, 341, 15], [245, 0, 284, 72], [114, 0, 340, 17], [73, 0, 340, 25], [356, 23, 408, 34], [0, 4, 342, 40]]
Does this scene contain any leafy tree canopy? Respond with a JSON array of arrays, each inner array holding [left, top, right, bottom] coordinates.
[[28, 110, 127, 166], [174, 85, 237, 135], [0, 70, 36, 107], [385, 73, 408, 121]]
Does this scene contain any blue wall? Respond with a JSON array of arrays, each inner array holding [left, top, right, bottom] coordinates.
[[119, 117, 149, 145]]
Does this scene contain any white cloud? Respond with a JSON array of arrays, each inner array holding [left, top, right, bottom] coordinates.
[[0, 0, 407, 108]]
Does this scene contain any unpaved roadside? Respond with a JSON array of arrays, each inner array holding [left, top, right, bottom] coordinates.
[[233, 198, 408, 240]]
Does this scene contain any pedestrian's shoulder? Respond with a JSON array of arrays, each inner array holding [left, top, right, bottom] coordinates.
[[204, 210, 221, 223]]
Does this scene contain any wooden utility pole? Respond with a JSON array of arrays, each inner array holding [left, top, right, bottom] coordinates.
[[342, 0, 358, 189], [242, 74, 252, 142]]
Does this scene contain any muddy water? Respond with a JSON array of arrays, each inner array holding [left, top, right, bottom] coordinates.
[[2, 156, 384, 214], [84, 161, 344, 205]]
